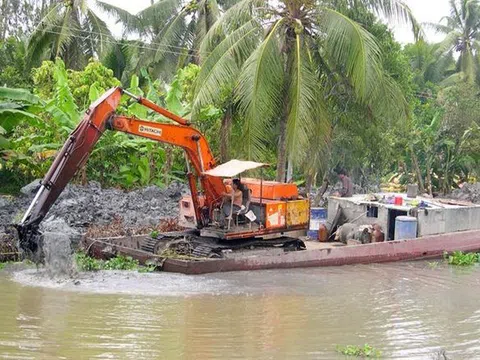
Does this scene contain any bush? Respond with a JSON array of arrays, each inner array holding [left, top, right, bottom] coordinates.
[[74, 252, 156, 272], [336, 344, 382, 358], [75, 252, 102, 271], [103, 256, 138, 270], [444, 251, 479, 266]]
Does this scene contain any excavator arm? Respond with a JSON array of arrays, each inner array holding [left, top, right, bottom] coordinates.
[[16, 87, 224, 256]]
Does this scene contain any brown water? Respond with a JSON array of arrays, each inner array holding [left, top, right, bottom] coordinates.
[[2, 262, 480, 359]]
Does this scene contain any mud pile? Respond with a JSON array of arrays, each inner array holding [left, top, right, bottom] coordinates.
[[0, 180, 189, 233], [450, 183, 480, 204]]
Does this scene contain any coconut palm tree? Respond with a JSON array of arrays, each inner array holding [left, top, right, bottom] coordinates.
[[27, 0, 113, 69], [404, 40, 455, 91], [192, 0, 419, 181], [430, 0, 480, 84], [97, 0, 237, 79]]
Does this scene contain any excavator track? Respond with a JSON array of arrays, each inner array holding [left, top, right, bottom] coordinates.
[[143, 231, 306, 259]]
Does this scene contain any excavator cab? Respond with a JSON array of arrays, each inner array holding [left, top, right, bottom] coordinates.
[[178, 159, 310, 240]]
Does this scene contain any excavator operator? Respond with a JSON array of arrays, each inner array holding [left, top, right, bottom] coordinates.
[[222, 179, 244, 218]]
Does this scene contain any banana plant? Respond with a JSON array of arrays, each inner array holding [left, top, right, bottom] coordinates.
[[0, 88, 42, 150]]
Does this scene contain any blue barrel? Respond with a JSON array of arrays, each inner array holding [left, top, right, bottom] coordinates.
[[394, 216, 418, 240], [308, 208, 327, 239]]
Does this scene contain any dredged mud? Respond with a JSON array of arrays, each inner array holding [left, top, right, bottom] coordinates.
[[0, 180, 189, 232]]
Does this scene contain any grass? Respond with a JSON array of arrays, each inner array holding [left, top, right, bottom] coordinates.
[[0, 259, 35, 271], [75, 252, 156, 272], [336, 344, 382, 358], [444, 251, 480, 266]]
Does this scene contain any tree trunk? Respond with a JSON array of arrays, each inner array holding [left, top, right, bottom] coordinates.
[[313, 176, 329, 207], [276, 31, 295, 183], [80, 166, 87, 185], [0, 0, 9, 40], [276, 114, 288, 182], [410, 147, 425, 194], [305, 172, 316, 194], [425, 160, 433, 196], [164, 146, 172, 187], [220, 105, 232, 163], [286, 159, 293, 182]]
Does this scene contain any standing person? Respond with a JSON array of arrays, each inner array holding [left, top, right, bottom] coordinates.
[[335, 169, 353, 197]]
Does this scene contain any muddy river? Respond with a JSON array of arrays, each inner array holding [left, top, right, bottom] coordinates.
[[1, 261, 480, 359]]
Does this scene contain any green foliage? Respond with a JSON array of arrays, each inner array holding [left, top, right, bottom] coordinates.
[[194, 0, 417, 182], [75, 252, 155, 272], [137, 264, 157, 273], [336, 344, 382, 358], [26, 0, 114, 70], [427, 0, 480, 85], [444, 251, 480, 266], [75, 252, 102, 271], [33, 58, 121, 108], [1, 58, 188, 192], [0, 37, 31, 88], [103, 255, 139, 270], [1, 1, 478, 196]]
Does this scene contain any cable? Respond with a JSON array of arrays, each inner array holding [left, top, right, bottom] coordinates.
[[37, 21, 215, 55], [37, 28, 202, 57]]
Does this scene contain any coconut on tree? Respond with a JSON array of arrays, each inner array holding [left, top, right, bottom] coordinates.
[[429, 0, 480, 84]]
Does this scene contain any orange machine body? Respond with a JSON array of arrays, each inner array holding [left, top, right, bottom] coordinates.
[[19, 86, 309, 247]]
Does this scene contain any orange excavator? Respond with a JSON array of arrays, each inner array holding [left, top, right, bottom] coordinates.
[[16, 87, 309, 257]]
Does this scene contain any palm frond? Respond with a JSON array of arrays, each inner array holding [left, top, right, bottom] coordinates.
[[368, 73, 409, 121], [95, 1, 143, 34], [26, 3, 64, 66], [137, 0, 182, 28], [192, 20, 261, 116], [235, 20, 284, 160], [200, 0, 262, 55], [153, 10, 188, 63], [435, 31, 460, 55], [52, 7, 74, 59], [423, 21, 454, 34], [286, 34, 328, 163], [102, 40, 134, 81], [351, 0, 424, 40], [321, 8, 383, 103], [85, 9, 113, 57], [195, 0, 221, 47]]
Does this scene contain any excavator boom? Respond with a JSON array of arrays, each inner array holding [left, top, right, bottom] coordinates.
[[16, 87, 224, 256]]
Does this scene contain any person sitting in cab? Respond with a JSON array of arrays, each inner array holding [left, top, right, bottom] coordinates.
[[223, 178, 244, 218]]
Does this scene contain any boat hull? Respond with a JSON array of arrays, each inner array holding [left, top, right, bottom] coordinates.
[[85, 230, 480, 275]]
